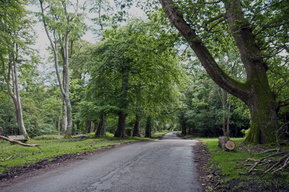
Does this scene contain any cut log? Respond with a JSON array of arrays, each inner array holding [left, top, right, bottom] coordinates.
[[218, 136, 236, 151], [0, 135, 40, 147], [224, 140, 236, 151], [218, 136, 229, 148]]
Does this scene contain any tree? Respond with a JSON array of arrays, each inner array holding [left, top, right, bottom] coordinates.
[[38, 0, 86, 137], [0, 0, 31, 138], [159, 0, 289, 144], [88, 19, 183, 137]]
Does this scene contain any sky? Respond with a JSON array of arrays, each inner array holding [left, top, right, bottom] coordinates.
[[27, 1, 146, 82]]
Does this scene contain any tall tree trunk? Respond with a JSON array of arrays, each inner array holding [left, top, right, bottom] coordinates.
[[62, 32, 72, 138], [133, 113, 141, 137], [145, 116, 152, 138], [12, 61, 27, 137], [4, 52, 28, 138], [40, 0, 73, 138], [115, 112, 127, 137], [220, 89, 230, 137], [159, 0, 279, 144], [95, 113, 106, 137], [224, 0, 278, 144], [114, 64, 130, 138]]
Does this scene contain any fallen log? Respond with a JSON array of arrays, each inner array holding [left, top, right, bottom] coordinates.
[[0, 135, 40, 147]]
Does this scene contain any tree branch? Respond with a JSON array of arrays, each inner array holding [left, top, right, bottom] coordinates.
[[0, 135, 40, 147], [204, 13, 226, 32], [223, 0, 268, 78], [159, 0, 249, 102]]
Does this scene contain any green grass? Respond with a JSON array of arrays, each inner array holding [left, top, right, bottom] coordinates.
[[199, 138, 289, 191], [201, 138, 249, 180], [0, 133, 150, 174]]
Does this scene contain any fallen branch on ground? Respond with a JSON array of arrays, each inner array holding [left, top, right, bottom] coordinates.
[[246, 150, 289, 175], [0, 135, 40, 147]]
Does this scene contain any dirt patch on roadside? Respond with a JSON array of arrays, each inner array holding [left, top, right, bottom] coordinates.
[[193, 140, 222, 192]]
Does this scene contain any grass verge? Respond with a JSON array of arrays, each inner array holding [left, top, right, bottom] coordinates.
[[199, 138, 289, 192], [0, 134, 151, 175]]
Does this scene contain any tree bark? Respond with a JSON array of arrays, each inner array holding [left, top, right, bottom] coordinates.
[[145, 116, 152, 138], [133, 113, 141, 137], [114, 112, 127, 137], [39, 0, 73, 138], [95, 113, 106, 137], [159, 0, 279, 144], [12, 57, 27, 137], [114, 64, 130, 138], [220, 89, 230, 137], [3, 51, 28, 138]]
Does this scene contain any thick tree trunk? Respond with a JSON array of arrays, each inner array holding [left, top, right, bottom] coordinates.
[[224, 0, 279, 144], [245, 92, 278, 144], [145, 116, 152, 138], [95, 113, 105, 137], [133, 113, 141, 137], [159, 0, 279, 144], [114, 112, 127, 137]]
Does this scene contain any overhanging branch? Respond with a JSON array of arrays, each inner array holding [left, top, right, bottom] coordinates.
[[159, 0, 250, 102]]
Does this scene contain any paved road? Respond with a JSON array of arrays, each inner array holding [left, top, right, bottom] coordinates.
[[0, 132, 202, 192]]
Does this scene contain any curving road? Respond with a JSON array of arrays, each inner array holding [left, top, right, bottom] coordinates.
[[0, 132, 202, 192]]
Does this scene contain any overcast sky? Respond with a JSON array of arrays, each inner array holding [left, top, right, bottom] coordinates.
[[27, 1, 146, 82]]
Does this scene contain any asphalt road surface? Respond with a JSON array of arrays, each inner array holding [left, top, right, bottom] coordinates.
[[0, 132, 202, 192]]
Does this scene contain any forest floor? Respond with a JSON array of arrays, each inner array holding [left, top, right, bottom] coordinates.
[[0, 131, 170, 181], [190, 137, 289, 192]]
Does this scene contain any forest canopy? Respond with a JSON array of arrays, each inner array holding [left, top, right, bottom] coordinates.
[[0, 0, 288, 144]]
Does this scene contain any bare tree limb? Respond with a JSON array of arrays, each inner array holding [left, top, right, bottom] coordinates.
[[0, 135, 40, 147]]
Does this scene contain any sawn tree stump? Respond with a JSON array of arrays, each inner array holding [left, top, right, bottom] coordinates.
[[218, 136, 235, 151]]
